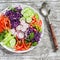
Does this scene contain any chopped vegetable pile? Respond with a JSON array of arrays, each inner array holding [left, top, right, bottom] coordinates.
[[0, 6, 42, 51]]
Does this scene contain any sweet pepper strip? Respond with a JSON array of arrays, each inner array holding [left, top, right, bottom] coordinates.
[[15, 37, 31, 51]]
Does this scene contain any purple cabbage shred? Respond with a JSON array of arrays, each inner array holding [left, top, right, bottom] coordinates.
[[27, 27, 41, 43], [5, 7, 23, 28]]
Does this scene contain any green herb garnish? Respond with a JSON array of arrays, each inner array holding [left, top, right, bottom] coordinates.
[[26, 32, 34, 42], [32, 42, 38, 46]]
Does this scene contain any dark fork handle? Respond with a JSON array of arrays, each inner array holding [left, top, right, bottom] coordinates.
[[49, 23, 58, 50], [46, 17, 58, 50]]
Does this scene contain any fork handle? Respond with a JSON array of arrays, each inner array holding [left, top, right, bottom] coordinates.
[[49, 23, 58, 50], [45, 17, 58, 50]]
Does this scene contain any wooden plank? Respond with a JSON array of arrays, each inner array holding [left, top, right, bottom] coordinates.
[[0, 1, 60, 60]]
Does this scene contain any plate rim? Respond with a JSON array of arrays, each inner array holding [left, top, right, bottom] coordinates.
[[0, 3, 44, 53]]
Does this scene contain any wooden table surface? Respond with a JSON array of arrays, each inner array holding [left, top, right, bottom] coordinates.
[[0, 0, 60, 60]]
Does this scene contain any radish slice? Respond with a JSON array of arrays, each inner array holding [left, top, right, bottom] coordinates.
[[10, 28, 15, 35], [24, 23, 29, 28], [24, 30, 28, 38], [21, 23, 29, 32], [16, 25, 22, 31], [21, 26, 27, 32], [20, 19, 29, 27], [20, 20, 25, 25], [17, 32, 24, 39], [14, 32, 17, 37]]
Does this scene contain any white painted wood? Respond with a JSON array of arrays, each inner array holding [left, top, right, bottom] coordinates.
[[0, 0, 60, 60]]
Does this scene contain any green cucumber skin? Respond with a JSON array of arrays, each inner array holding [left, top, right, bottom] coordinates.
[[21, 7, 35, 23], [3, 38, 16, 48], [9, 39, 16, 48], [3, 36, 14, 44], [26, 17, 32, 23], [21, 7, 31, 14]]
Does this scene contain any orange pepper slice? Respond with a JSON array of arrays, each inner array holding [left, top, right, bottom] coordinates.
[[15, 38, 32, 51]]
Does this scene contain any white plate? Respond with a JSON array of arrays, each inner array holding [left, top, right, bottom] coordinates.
[[0, 4, 44, 53]]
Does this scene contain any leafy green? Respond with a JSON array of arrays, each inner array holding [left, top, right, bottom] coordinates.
[[0, 31, 8, 42], [32, 42, 38, 46], [8, 6, 17, 12], [29, 32, 34, 40], [26, 32, 34, 42]]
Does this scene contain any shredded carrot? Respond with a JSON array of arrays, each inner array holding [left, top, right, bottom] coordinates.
[[0, 14, 11, 33]]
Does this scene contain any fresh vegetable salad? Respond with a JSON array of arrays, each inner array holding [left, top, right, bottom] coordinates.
[[0, 5, 42, 51]]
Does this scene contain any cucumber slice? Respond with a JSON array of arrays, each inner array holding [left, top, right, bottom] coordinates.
[[3, 36, 14, 44], [23, 10, 34, 18], [21, 7, 30, 14], [26, 17, 32, 23], [23, 13, 29, 18], [5, 39, 16, 48], [5, 42, 10, 47], [10, 39, 16, 48], [5, 32, 11, 38], [22, 7, 34, 17], [30, 13, 34, 17], [20, 17, 25, 21], [27, 10, 34, 17]]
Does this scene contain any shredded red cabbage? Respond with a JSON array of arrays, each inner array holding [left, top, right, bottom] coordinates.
[[5, 7, 23, 28], [27, 27, 41, 42]]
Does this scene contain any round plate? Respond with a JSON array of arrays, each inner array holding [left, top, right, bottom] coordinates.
[[0, 4, 44, 53]]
